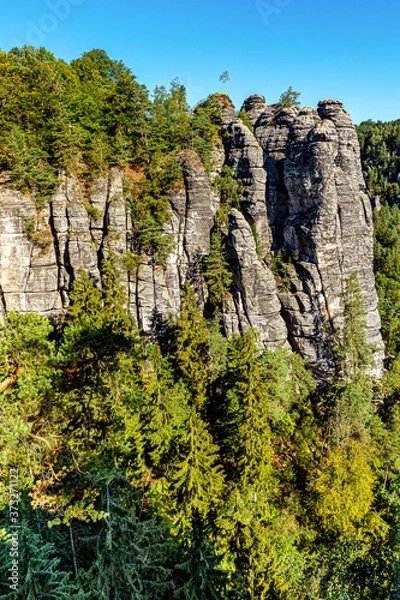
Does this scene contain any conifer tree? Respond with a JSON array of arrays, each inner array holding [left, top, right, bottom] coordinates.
[[101, 252, 129, 327], [221, 331, 274, 499], [175, 515, 227, 600], [0, 523, 81, 599], [174, 282, 211, 409], [81, 476, 176, 600], [173, 409, 225, 530], [337, 271, 374, 377], [203, 230, 233, 306], [0, 312, 56, 509], [3, 126, 58, 209], [67, 269, 103, 327], [277, 86, 301, 108], [51, 105, 84, 173], [140, 343, 189, 470]]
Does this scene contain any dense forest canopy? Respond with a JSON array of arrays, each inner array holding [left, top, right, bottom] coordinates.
[[0, 47, 399, 599]]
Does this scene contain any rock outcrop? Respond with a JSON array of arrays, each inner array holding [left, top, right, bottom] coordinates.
[[246, 95, 384, 374], [0, 94, 385, 376]]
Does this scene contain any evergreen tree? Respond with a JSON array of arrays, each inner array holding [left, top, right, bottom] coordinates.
[[278, 86, 301, 108], [0, 523, 81, 599], [173, 409, 225, 530], [174, 282, 211, 409], [203, 230, 233, 306], [219, 71, 230, 93], [51, 105, 84, 173], [80, 476, 176, 600], [336, 272, 374, 377], [3, 126, 58, 209], [140, 343, 189, 470], [175, 515, 227, 600], [67, 269, 103, 327]]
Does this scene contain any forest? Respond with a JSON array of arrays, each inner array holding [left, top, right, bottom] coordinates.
[[0, 46, 399, 599]]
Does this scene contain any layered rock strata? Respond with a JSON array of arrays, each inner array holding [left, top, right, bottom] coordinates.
[[0, 95, 384, 375]]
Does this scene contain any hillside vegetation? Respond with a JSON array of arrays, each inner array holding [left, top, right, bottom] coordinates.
[[0, 48, 399, 599]]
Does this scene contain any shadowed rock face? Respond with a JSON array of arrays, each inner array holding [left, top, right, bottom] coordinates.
[[0, 95, 384, 376], [249, 96, 384, 374]]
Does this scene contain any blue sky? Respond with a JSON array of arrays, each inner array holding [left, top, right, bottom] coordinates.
[[0, 0, 398, 123]]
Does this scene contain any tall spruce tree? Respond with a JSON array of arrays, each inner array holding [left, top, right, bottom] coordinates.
[[174, 282, 211, 410], [203, 230, 232, 306], [337, 271, 374, 377], [173, 409, 225, 530]]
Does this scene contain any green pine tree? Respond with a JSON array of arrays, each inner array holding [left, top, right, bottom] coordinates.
[[203, 230, 233, 306], [173, 409, 225, 530], [336, 272, 374, 377], [0, 523, 81, 599], [174, 282, 211, 409]]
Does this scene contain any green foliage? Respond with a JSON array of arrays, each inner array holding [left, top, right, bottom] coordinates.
[[219, 71, 230, 93], [0, 45, 399, 599], [357, 118, 400, 204], [130, 185, 176, 265], [190, 97, 221, 170], [175, 517, 227, 599], [173, 282, 212, 409], [173, 409, 225, 529], [0, 278, 395, 599], [214, 165, 241, 210], [0, 520, 81, 599], [313, 437, 379, 536], [270, 249, 298, 292], [335, 272, 374, 377], [79, 475, 177, 600], [237, 108, 254, 134], [277, 86, 301, 109], [2, 126, 58, 209], [22, 216, 36, 238], [203, 230, 233, 306], [250, 223, 264, 259], [0, 312, 56, 508], [140, 343, 189, 470], [373, 204, 400, 358]]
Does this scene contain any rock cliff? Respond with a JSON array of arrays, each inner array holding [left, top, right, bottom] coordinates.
[[0, 95, 384, 376]]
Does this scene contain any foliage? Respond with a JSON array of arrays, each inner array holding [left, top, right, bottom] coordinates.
[[357, 118, 400, 205], [373, 203, 400, 358], [219, 71, 230, 93], [203, 230, 233, 306], [335, 272, 375, 377], [277, 86, 301, 109], [237, 108, 254, 134], [0, 44, 399, 600], [0, 267, 396, 597]]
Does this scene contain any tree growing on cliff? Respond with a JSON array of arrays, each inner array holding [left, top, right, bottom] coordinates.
[[203, 230, 233, 306], [219, 71, 230, 93], [278, 86, 301, 109], [336, 272, 374, 378]]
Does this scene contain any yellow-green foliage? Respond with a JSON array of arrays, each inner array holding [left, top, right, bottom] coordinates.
[[314, 438, 378, 535], [238, 108, 254, 134]]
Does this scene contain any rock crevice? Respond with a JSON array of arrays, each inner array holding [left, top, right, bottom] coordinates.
[[0, 95, 384, 376]]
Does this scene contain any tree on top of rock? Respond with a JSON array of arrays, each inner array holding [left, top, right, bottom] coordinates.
[[278, 86, 301, 109]]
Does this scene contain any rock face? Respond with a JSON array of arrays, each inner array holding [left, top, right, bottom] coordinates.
[[224, 209, 288, 350], [249, 96, 384, 374], [0, 95, 384, 376]]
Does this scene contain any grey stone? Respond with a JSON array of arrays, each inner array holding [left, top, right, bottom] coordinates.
[[0, 96, 385, 377]]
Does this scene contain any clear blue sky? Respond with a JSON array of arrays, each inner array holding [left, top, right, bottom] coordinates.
[[0, 0, 398, 124]]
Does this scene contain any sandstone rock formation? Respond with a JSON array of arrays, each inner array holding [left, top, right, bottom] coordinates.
[[246, 95, 384, 374], [0, 95, 385, 376]]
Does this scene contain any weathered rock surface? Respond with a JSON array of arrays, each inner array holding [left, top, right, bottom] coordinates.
[[247, 96, 384, 374], [225, 209, 288, 349], [0, 95, 385, 375], [221, 114, 272, 256], [0, 187, 61, 315]]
